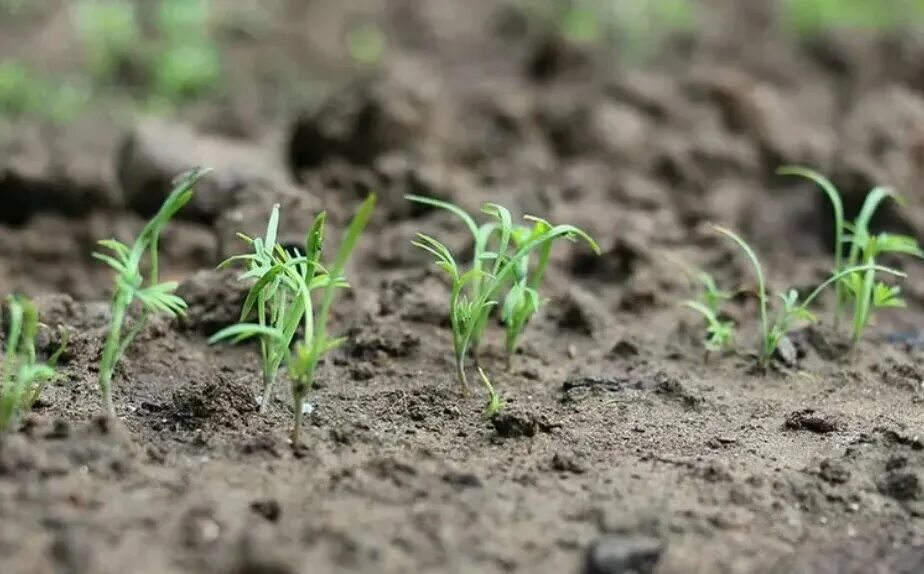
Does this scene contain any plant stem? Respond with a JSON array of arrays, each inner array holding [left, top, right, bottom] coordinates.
[[259, 369, 275, 413], [292, 393, 305, 443], [455, 354, 469, 397], [852, 264, 876, 347], [99, 291, 129, 419]]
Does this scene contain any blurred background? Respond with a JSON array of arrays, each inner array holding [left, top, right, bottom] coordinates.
[[3, 0, 924, 301]]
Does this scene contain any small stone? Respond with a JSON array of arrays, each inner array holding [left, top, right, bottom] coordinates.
[[818, 460, 851, 485], [582, 535, 665, 574], [442, 472, 483, 489], [784, 409, 843, 434], [879, 471, 921, 501], [250, 499, 282, 523]]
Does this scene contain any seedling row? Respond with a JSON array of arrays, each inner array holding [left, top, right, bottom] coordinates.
[[2, 166, 919, 441]]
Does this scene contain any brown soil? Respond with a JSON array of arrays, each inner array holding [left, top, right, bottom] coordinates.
[[3, 2, 924, 573]]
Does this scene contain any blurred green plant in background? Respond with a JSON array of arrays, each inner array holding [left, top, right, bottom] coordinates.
[[781, 0, 924, 36], [0, 0, 220, 123], [77, 0, 220, 102], [516, 0, 696, 63]]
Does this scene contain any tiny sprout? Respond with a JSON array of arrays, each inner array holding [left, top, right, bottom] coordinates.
[[845, 232, 923, 347], [407, 195, 599, 395], [211, 195, 376, 442], [681, 300, 735, 355], [477, 367, 504, 419], [713, 225, 905, 367], [0, 296, 68, 431], [95, 167, 209, 417]]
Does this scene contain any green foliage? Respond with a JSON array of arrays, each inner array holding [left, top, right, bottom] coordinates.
[[846, 231, 923, 345], [94, 168, 209, 417], [153, 43, 220, 99], [779, 167, 923, 347], [211, 195, 376, 442], [346, 22, 387, 65], [0, 296, 68, 432], [681, 272, 735, 354], [477, 368, 505, 419], [0, 61, 90, 123], [76, 0, 140, 81], [518, 0, 696, 62], [75, 0, 220, 105], [407, 195, 599, 393], [782, 0, 924, 35], [153, 0, 220, 99], [714, 225, 906, 366], [778, 167, 847, 325]]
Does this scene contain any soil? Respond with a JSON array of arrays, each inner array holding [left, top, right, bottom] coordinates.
[[3, 1, 924, 573]]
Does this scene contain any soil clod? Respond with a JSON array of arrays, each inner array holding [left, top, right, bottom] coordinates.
[[582, 535, 665, 574], [784, 409, 844, 434]]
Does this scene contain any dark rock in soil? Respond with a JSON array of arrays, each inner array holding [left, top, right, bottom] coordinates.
[[582, 534, 665, 574], [491, 410, 559, 439], [442, 471, 483, 489], [818, 459, 851, 485], [784, 409, 844, 434], [878, 470, 921, 501]]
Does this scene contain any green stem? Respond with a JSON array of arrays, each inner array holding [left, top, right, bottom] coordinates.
[[455, 354, 469, 397], [291, 365, 315, 443], [852, 262, 877, 347], [99, 291, 129, 419]]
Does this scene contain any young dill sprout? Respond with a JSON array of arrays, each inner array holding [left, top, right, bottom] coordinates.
[[211, 203, 295, 411], [477, 367, 504, 419], [406, 195, 599, 395], [681, 271, 735, 358], [0, 296, 68, 431], [94, 167, 210, 417], [840, 187, 924, 347], [777, 166, 847, 325], [211, 195, 376, 442], [713, 225, 905, 367]]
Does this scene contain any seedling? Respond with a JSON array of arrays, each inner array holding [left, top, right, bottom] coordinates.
[[777, 166, 847, 325], [0, 296, 68, 431], [845, 231, 923, 346], [94, 168, 209, 417], [407, 195, 599, 394], [477, 367, 505, 419], [211, 204, 294, 411], [781, 0, 924, 36], [681, 272, 735, 357], [713, 225, 904, 367], [211, 195, 376, 442]]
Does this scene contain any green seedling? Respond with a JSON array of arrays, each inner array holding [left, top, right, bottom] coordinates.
[[680, 274, 736, 356], [94, 168, 209, 417], [782, 0, 924, 36], [777, 166, 922, 344], [518, 0, 695, 62], [211, 204, 295, 412], [778, 166, 847, 326], [681, 300, 735, 355], [713, 225, 905, 367], [0, 296, 68, 431], [407, 195, 599, 394], [76, 0, 141, 81], [845, 231, 923, 346], [346, 22, 387, 65], [211, 195, 376, 442], [477, 367, 505, 419], [840, 186, 923, 346]]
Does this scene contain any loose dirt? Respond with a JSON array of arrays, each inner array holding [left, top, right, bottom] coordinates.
[[2, 1, 924, 573]]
